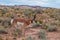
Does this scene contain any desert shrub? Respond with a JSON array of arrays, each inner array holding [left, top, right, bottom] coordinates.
[[5, 13, 13, 17], [2, 20, 11, 28], [38, 20, 43, 24], [12, 28, 22, 37], [32, 23, 42, 28], [38, 29, 47, 40], [41, 24, 48, 29], [15, 8, 19, 10], [0, 37, 3, 40], [26, 36, 34, 40], [1, 9, 7, 16], [34, 9, 42, 14], [0, 29, 8, 34], [24, 10, 33, 18], [10, 15, 14, 18], [47, 26, 57, 32], [13, 37, 16, 40], [0, 19, 3, 23], [1, 9, 7, 14]]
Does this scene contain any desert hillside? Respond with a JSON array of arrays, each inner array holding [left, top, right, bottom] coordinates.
[[0, 5, 60, 40]]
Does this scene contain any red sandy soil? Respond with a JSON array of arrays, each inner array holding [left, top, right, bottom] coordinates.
[[25, 27, 60, 40], [0, 26, 60, 40]]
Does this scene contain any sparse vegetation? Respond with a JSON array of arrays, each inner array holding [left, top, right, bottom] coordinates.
[[26, 36, 34, 40], [47, 26, 57, 32], [0, 5, 60, 40], [0, 19, 3, 23], [1, 9, 7, 16], [12, 28, 22, 37], [31, 23, 42, 28], [0, 28, 8, 34], [37, 29, 47, 40], [2, 20, 11, 28]]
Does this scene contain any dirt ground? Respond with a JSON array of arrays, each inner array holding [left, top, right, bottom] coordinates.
[[25, 27, 60, 40], [0, 26, 60, 40]]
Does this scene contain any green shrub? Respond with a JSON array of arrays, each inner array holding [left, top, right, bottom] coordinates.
[[38, 29, 47, 40], [41, 24, 48, 29], [26, 36, 34, 40], [0, 19, 3, 23], [2, 20, 11, 28], [0, 29, 8, 34], [2, 9, 7, 14], [47, 26, 57, 32], [15, 8, 19, 10], [32, 23, 42, 28], [12, 28, 22, 37]]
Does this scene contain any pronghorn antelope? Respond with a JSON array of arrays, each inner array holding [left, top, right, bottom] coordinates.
[[11, 14, 36, 28], [11, 17, 33, 28], [11, 16, 33, 38], [11, 15, 36, 37]]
